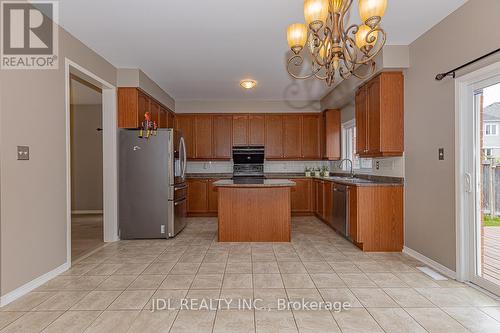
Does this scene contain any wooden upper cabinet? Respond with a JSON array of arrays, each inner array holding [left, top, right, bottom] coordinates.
[[159, 107, 168, 128], [324, 110, 341, 160], [367, 77, 381, 155], [248, 115, 265, 145], [302, 114, 321, 159], [320, 112, 327, 159], [356, 71, 404, 157], [265, 115, 284, 158], [150, 100, 160, 126], [138, 92, 150, 125], [283, 115, 302, 159], [118, 87, 173, 129], [355, 85, 369, 155], [194, 115, 213, 159], [118, 88, 140, 128], [167, 112, 175, 129], [213, 115, 232, 159], [175, 115, 195, 159], [233, 115, 249, 146]]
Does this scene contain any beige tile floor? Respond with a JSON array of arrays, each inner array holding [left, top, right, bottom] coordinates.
[[2, 216, 500, 332], [72, 214, 104, 261]]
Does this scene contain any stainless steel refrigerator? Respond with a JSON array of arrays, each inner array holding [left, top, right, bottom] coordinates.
[[119, 129, 187, 239]]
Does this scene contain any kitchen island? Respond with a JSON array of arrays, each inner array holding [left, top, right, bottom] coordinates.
[[213, 179, 296, 242]]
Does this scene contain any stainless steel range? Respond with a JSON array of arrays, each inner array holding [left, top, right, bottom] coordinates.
[[232, 146, 265, 182]]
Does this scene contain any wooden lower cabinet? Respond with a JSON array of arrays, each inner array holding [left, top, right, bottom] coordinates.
[[208, 179, 218, 213], [314, 179, 324, 218], [187, 179, 209, 214], [190, 177, 315, 216], [349, 185, 404, 252], [291, 178, 313, 214], [187, 178, 221, 216]]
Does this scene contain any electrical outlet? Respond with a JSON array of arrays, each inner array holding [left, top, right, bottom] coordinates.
[[17, 146, 29, 160], [161, 225, 166, 234]]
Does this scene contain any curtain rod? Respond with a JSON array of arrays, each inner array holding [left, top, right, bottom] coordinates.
[[435, 48, 500, 81]]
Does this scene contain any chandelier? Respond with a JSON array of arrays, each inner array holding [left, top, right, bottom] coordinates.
[[286, 0, 387, 86]]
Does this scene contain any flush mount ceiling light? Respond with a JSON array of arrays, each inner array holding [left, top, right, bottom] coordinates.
[[286, 0, 387, 86], [240, 79, 257, 89]]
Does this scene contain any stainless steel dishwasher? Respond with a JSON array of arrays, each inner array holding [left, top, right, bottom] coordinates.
[[331, 183, 349, 237]]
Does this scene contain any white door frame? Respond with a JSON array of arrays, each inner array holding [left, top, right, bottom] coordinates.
[[64, 58, 119, 266], [455, 60, 500, 295]]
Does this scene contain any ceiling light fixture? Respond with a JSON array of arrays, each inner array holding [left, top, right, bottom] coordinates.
[[286, 0, 387, 86], [240, 79, 257, 89]]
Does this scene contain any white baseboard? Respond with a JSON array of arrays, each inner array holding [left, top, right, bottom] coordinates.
[[72, 210, 103, 215], [403, 246, 457, 280], [0, 262, 69, 307]]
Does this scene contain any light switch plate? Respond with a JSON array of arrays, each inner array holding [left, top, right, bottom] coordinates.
[[438, 148, 445, 160], [17, 146, 29, 160]]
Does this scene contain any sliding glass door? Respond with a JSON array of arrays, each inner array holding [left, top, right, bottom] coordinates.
[[470, 79, 500, 295]]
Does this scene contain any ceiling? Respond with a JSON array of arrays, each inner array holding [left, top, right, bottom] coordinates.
[[59, 0, 468, 102]]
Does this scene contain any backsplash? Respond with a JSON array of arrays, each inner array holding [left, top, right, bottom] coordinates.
[[186, 160, 329, 174], [329, 156, 405, 178]]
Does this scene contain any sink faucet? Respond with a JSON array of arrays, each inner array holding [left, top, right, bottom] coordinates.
[[337, 159, 355, 178]]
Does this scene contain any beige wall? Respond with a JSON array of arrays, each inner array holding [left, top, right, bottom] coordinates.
[[0, 26, 117, 295], [70, 104, 103, 211], [405, 0, 500, 271]]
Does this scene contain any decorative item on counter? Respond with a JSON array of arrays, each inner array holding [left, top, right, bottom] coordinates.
[[305, 167, 312, 177], [315, 167, 321, 177], [320, 166, 329, 177], [138, 112, 158, 139]]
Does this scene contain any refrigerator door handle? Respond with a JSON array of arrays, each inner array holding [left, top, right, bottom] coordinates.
[[180, 136, 187, 178], [174, 198, 187, 206]]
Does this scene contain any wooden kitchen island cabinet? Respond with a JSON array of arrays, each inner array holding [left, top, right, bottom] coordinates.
[[214, 179, 296, 242]]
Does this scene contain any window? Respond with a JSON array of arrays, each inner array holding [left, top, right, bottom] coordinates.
[[485, 124, 498, 136], [341, 120, 360, 170], [484, 148, 493, 157], [341, 120, 373, 170]]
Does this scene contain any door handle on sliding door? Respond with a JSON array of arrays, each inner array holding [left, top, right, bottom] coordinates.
[[465, 173, 472, 193]]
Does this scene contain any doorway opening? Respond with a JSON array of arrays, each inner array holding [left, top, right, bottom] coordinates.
[[65, 59, 119, 267], [456, 61, 500, 297], [70, 75, 104, 260]]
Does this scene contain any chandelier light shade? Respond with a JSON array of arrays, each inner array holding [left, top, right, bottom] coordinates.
[[287, 23, 308, 53], [285, 0, 388, 86], [304, 0, 329, 31], [355, 24, 378, 51], [359, 0, 387, 26]]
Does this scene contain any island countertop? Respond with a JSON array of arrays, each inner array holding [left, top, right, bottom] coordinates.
[[213, 179, 296, 187]]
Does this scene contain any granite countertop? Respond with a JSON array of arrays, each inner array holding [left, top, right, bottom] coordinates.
[[187, 173, 403, 187], [213, 179, 296, 187]]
